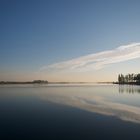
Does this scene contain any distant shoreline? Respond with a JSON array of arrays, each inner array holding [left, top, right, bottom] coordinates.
[[0, 80, 48, 85], [113, 82, 140, 85], [0, 81, 113, 85], [1, 81, 139, 86]]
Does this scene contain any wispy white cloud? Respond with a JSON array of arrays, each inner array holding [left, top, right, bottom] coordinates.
[[41, 43, 140, 72]]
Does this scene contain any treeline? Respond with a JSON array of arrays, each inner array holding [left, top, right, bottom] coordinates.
[[118, 73, 140, 85], [0, 80, 48, 84]]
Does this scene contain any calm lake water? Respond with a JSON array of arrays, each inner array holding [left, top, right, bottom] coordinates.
[[0, 84, 140, 140]]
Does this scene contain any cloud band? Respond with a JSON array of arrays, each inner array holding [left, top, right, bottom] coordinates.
[[41, 43, 140, 72]]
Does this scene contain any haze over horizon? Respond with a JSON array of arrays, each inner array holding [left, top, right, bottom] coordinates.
[[1, 0, 140, 82]]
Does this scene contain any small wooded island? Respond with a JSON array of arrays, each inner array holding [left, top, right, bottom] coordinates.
[[116, 73, 140, 85], [0, 80, 48, 84]]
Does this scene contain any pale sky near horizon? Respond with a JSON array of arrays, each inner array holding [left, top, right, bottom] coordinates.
[[1, 0, 140, 82]]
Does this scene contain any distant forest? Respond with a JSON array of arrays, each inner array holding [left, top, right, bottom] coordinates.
[[0, 80, 48, 84], [118, 73, 140, 85]]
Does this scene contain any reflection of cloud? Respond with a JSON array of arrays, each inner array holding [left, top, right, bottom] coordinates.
[[38, 84, 140, 123], [41, 43, 140, 72]]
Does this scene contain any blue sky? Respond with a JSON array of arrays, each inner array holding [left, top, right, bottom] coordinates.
[[1, 0, 140, 82]]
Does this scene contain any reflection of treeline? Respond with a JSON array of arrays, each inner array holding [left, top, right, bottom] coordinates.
[[118, 74, 140, 85], [119, 85, 140, 94], [0, 80, 48, 84]]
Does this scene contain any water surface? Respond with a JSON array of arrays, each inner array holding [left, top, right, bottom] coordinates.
[[0, 84, 140, 140]]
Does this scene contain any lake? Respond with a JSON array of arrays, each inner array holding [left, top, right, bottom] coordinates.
[[0, 84, 140, 140]]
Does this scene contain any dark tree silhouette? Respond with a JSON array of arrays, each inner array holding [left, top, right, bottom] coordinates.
[[118, 73, 140, 85]]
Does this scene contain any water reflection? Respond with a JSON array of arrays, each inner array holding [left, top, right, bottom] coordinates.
[[35, 84, 140, 124], [1, 84, 140, 124], [119, 85, 140, 94]]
